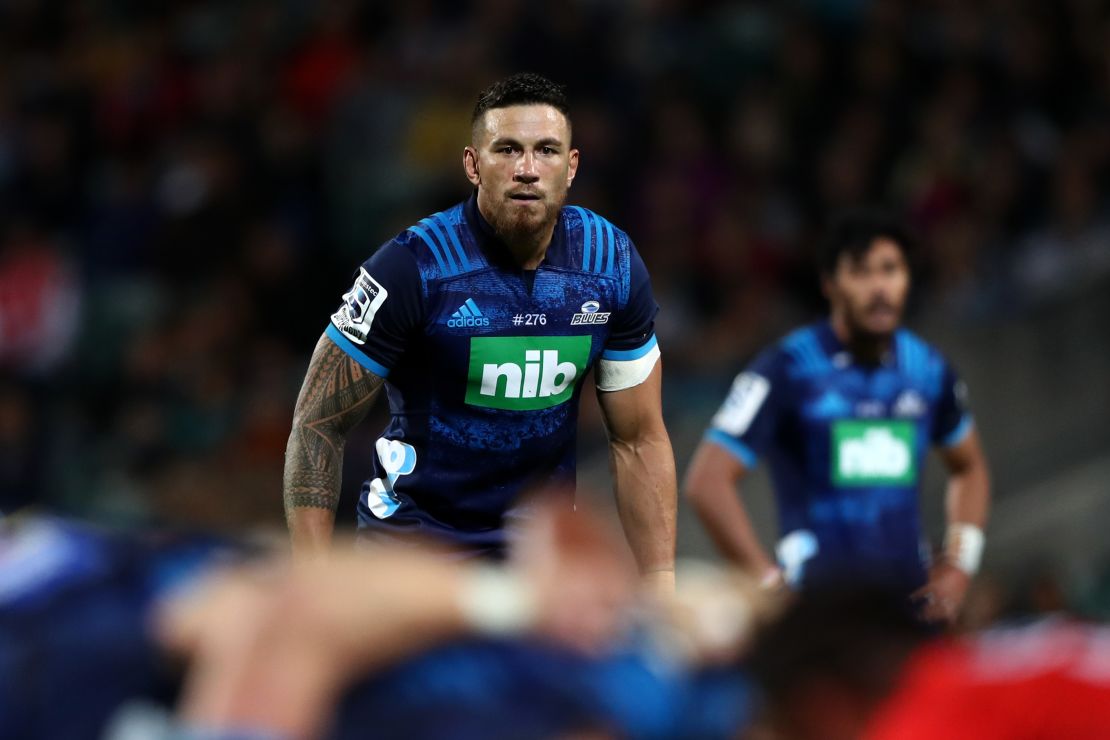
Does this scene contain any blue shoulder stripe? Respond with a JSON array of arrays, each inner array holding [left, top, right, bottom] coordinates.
[[408, 224, 450, 275], [592, 214, 605, 273], [896, 330, 944, 396], [603, 218, 615, 276], [784, 328, 830, 376], [569, 206, 593, 272], [417, 218, 459, 275], [431, 211, 471, 272]]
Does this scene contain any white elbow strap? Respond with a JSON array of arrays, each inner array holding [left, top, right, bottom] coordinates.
[[596, 337, 660, 392], [945, 523, 984, 575], [457, 566, 538, 635]]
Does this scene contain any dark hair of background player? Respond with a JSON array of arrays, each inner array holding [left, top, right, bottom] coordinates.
[[818, 209, 917, 277], [471, 73, 571, 128], [746, 589, 932, 721]]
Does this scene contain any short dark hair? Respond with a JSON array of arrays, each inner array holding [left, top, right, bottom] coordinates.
[[472, 73, 570, 127], [747, 589, 931, 713], [818, 209, 916, 276]]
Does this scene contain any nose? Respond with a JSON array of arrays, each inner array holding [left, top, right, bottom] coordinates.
[[514, 151, 539, 183]]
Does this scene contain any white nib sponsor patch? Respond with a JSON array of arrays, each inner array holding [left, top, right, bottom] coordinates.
[[331, 268, 388, 345]]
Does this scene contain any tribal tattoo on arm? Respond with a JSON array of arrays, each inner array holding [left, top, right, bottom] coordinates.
[[283, 334, 385, 519]]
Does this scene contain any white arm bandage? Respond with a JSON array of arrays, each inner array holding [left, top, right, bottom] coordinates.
[[944, 522, 985, 575], [596, 339, 661, 392]]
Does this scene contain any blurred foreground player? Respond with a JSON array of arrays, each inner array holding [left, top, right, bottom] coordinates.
[[284, 73, 675, 588], [685, 211, 990, 622], [0, 505, 756, 740]]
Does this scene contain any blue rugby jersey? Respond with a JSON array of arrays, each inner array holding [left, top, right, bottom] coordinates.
[[704, 321, 973, 592], [327, 195, 660, 552]]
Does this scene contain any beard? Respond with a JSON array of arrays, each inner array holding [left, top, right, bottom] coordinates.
[[844, 298, 902, 342], [487, 190, 566, 246]]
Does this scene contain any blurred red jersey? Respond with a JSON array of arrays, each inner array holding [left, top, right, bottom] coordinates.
[[866, 619, 1110, 740]]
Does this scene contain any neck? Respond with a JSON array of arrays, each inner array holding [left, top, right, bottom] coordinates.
[[504, 224, 555, 270], [830, 312, 893, 365]]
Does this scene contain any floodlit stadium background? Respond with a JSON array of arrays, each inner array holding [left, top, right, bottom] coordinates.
[[1, 1, 1108, 623]]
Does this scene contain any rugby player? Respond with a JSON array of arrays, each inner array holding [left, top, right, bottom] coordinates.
[[283, 74, 676, 589], [684, 211, 991, 622]]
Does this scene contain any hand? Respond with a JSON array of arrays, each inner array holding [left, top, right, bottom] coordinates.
[[512, 500, 638, 654], [911, 561, 971, 625]]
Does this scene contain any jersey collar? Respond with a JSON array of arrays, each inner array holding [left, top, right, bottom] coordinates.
[[818, 319, 896, 368]]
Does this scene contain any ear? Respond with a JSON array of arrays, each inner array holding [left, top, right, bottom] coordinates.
[[463, 146, 480, 187], [566, 148, 580, 188]]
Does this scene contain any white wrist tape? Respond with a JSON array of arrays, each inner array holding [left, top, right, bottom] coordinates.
[[457, 566, 538, 636], [945, 523, 984, 575]]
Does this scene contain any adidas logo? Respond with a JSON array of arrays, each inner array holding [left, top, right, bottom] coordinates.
[[447, 298, 491, 328]]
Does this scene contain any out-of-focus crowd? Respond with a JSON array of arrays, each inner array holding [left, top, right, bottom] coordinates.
[[0, 1, 1107, 577]]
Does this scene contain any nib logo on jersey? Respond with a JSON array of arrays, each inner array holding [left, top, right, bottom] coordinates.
[[447, 298, 491, 329], [466, 336, 591, 410], [832, 420, 917, 486]]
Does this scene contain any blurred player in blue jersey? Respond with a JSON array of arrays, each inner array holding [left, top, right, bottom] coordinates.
[[283, 73, 675, 589], [0, 506, 755, 740], [684, 211, 991, 623]]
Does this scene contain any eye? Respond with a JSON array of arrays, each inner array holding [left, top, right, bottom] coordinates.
[[541, 146, 557, 155]]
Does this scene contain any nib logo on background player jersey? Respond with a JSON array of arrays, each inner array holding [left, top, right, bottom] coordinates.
[[466, 336, 591, 410], [832, 420, 917, 486], [447, 298, 490, 328]]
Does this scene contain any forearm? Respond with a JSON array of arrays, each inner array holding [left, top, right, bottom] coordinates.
[[687, 478, 776, 576], [945, 461, 990, 528], [283, 427, 344, 557], [609, 431, 677, 578]]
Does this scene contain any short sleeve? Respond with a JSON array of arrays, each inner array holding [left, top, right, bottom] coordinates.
[[931, 362, 973, 447], [703, 348, 788, 469], [595, 243, 660, 392], [326, 240, 424, 378]]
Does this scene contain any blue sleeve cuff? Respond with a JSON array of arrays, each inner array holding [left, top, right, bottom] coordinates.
[[601, 333, 658, 361], [705, 429, 758, 469], [325, 323, 391, 378], [940, 414, 973, 448]]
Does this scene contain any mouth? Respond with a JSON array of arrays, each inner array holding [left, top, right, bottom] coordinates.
[[865, 302, 898, 321], [508, 192, 542, 202]]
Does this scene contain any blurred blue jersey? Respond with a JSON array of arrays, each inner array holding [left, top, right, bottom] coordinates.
[[704, 321, 973, 592], [327, 196, 660, 554], [0, 517, 234, 740], [0, 518, 752, 740]]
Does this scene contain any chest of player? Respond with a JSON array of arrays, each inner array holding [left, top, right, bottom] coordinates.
[[418, 268, 620, 411], [789, 368, 935, 487]]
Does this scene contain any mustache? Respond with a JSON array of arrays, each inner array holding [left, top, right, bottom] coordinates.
[[865, 298, 897, 312]]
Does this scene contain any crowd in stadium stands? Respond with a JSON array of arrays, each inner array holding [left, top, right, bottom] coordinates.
[[1, 2, 1108, 614]]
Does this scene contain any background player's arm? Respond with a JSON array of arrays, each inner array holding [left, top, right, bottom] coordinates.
[[596, 361, 677, 591], [938, 425, 990, 531], [684, 442, 779, 581], [914, 425, 991, 623], [283, 333, 385, 558]]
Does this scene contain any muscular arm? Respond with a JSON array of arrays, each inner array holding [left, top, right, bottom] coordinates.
[[683, 442, 779, 580], [596, 361, 677, 590], [284, 333, 386, 558]]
